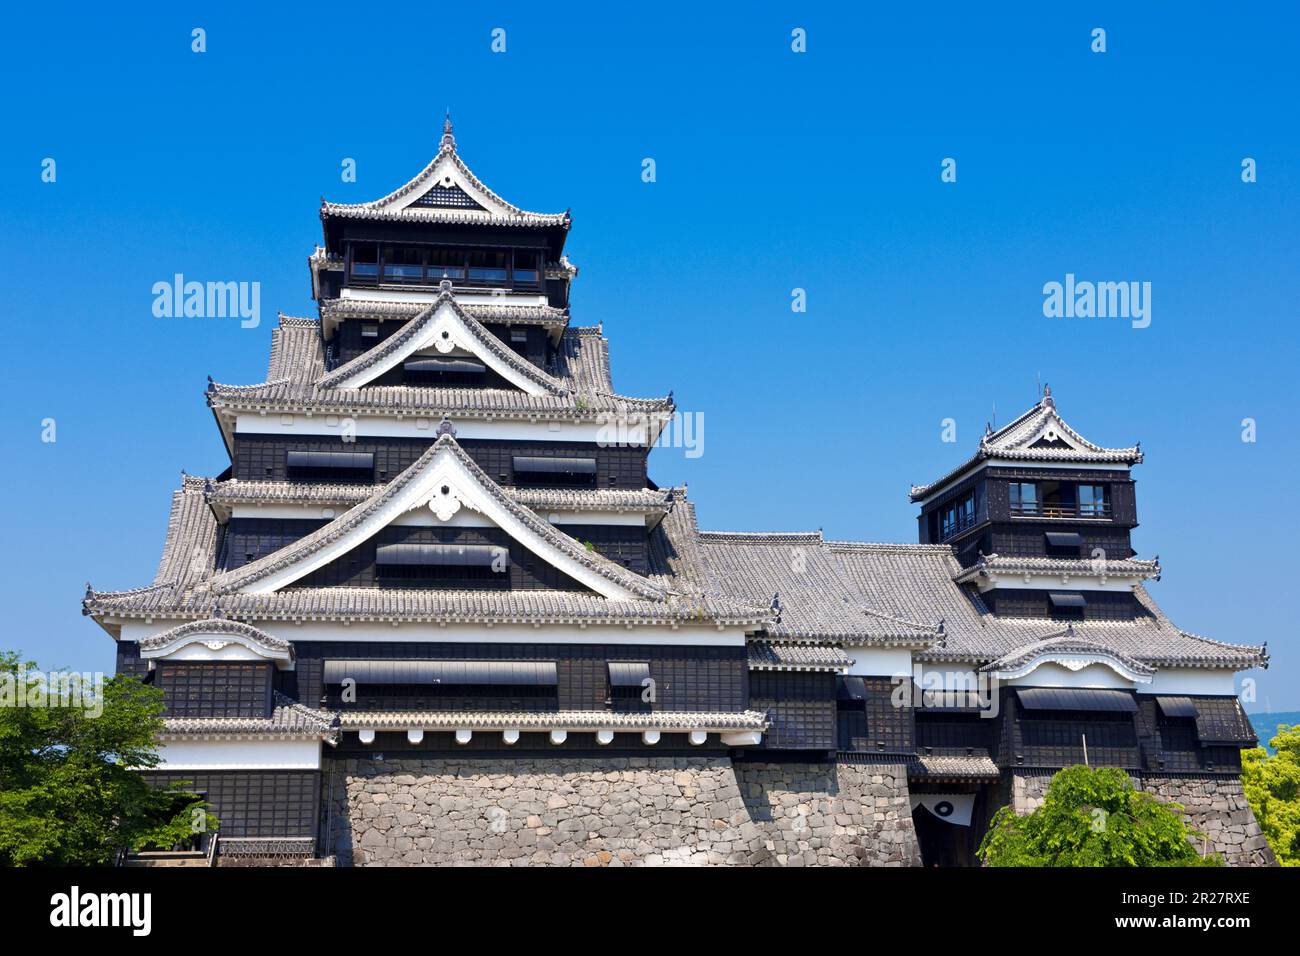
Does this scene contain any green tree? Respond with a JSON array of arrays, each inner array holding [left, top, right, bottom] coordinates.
[[978, 765, 1221, 867], [1242, 724, 1300, 866], [0, 650, 216, 866]]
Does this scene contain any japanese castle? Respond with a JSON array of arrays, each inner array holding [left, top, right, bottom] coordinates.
[[83, 120, 1275, 866]]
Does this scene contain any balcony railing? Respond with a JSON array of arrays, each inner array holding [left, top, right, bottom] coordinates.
[[347, 265, 540, 292], [1010, 502, 1112, 519]]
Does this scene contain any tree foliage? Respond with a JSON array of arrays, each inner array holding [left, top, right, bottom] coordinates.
[[978, 765, 1221, 867], [1241, 724, 1300, 866], [0, 650, 216, 866]]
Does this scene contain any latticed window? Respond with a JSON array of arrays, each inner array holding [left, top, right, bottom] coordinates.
[[158, 662, 271, 718], [412, 184, 483, 208], [146, 771, 318, 838]]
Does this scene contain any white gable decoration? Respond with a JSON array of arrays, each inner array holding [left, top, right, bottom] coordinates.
[[228, 439, 654, 602], [328, 296, 558, 393]]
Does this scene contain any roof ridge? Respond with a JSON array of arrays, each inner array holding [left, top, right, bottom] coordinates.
[[1174, 628, 1269, 658], [826, 540, 955, 554], [698, 530, 824, 543]]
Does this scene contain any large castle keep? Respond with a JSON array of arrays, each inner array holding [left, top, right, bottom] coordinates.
[[85, 122, 1274, 866]]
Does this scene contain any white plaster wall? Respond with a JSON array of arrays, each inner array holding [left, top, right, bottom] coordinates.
[[844, 646, 914, 678], [1140, 668, 1238, 696], [155, 737, 322, 771], [1003, 662, 1132, 689], [119, 620, 750, 649]]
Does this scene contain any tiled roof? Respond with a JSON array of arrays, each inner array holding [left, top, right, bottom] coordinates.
[[826, 541, 1265, 670], [102, 588, 763, 627], [821, 541, 964, 643], [204, 479, 671, 518], [319, 297, 570, 329], [152, 474, 222, 590], [747, 640, 852, 672], [908, 752, 1001, 779], [207, 313, 663, 421], [696, 531, 935, 644], [910, 387, 1143, 500], [86, 452, 1263, 675], [954, 553, 1162, 583], [84, 480, 765, 629], [978, 634, 1156, 677], [160, 692, 338, 741], [138, 618, 289, 653], [336, 709, 770, 732], [320, 123, 569, 229]]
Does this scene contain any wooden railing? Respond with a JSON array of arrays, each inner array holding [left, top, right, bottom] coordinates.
[[1010, 502, 1112, 519]]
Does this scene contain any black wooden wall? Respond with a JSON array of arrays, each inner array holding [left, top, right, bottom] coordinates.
[[749, 671, 836, 750], [144, 770, 319, 839], [232, 434, 648, 488], [155, 661, 273, 718], [287, 641, 749, 715]]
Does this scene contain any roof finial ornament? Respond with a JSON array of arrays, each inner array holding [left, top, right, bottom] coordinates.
[[441, 110, 456, 150], [1042, 382, 1055, 408], [770, 592, 782, 619]]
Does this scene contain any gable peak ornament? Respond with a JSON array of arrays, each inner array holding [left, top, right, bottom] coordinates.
[[428, 482, 464, 522]]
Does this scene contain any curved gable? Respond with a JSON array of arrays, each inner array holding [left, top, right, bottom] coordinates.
[[139, 618, 293, 667], [320, 289, 568, 395], [981, 635, 1155, 684], [209, 436, 666, 602]]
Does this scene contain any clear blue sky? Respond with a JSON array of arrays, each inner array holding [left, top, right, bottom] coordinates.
[[2, 3, 1296, 709]]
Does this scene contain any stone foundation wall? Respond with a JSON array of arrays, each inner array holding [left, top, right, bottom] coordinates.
[[1008, 772, 1055, 815], [1141, 775, 1276, 867], [323, 756, 919, 867], [733, 761, 920, 866]]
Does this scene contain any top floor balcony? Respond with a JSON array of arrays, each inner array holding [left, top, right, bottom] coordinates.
[[345, 242, 543, 293], [1008, 480, 1112, 519]]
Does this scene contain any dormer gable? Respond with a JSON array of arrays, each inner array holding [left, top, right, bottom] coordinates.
[[138, 618, 294, 669], [979, 632, 1155, 685], [319, 287, 569, 394], [208, 435, 665, 601]]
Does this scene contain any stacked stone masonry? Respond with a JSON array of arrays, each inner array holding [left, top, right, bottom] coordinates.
[[1142, 776, 1276, 867], [324, 757, 921, 867]]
